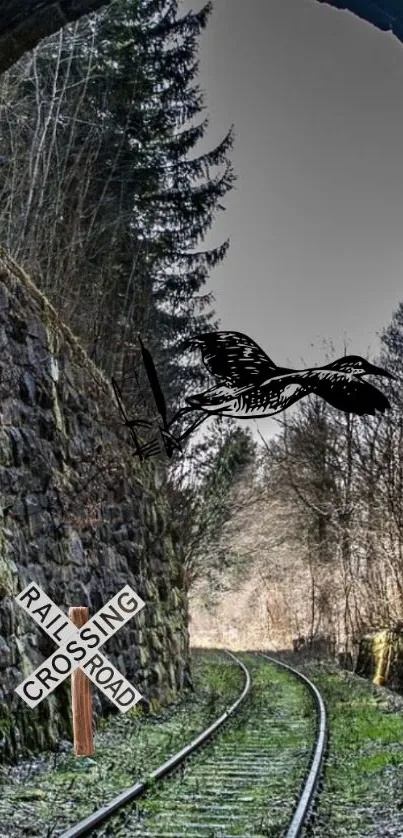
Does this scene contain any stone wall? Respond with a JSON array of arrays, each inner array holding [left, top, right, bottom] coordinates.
[[0, 251, 190, 761]]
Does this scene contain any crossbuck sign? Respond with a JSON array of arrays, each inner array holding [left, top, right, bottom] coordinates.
[[15, 583, 146, 712]]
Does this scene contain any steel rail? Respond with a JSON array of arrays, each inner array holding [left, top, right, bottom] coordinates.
[[258, 652, 327, 838], [58, 650, 251, 838]]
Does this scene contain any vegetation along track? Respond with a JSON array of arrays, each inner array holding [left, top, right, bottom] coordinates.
[[59, 651, 327, 838]]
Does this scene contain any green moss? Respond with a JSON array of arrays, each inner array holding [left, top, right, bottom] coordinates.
[[138, 646, 148, 667], [148, 696, 161, 713], [0, 705, 12, 734], [170, 588, 180, 609], [17, 645, 36, 679], [44, 325, 66, 436], [0, 553, 18, 597], [144, 580, 159, 600], [163, 535, 175, 560], [150, 630, 163, 652]]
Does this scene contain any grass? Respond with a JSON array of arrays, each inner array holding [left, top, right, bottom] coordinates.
[[105, 654, 315, 837], [3, 652, 402, 837], [0, 650, 244, 838], [300, 664, 403, 837]]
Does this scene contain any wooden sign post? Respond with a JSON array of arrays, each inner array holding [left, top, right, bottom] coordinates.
[[69, 607, 93, 756]]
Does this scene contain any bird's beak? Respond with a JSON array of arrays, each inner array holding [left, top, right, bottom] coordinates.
[[368, 363, 396, 380]]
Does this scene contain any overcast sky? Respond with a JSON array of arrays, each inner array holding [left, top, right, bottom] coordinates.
[[179, 0, 403, 437]]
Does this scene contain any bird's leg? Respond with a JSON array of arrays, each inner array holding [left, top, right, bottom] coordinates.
[[166, 405, 196, 429], [111, 377, 152, 460], [158, 414, 207, 458], [133, 409, 207, 460], [157, 406, 203, 457], [125, 417, 154, 430], [134, 437, 162, 460], [159, 430, 182, 458], [112, 376, 153, 429]]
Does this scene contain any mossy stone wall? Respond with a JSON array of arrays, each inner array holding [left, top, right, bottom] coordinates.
[[0, 252, 190, 761]]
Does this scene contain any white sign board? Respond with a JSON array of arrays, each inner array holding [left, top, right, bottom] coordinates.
[[15, 583, 146, 712]]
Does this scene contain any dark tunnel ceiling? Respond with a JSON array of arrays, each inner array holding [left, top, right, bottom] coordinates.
[[316, 1, 403, 45]]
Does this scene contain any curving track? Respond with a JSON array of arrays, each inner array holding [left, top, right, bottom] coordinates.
[[59, 651, 327, 838], [260, 652, 327, 838]]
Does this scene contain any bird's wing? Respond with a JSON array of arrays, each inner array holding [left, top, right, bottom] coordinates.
[[309, 372, 391, 415], [186, 331, 278, 386]]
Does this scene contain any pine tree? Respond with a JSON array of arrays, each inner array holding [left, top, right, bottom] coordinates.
[[93, 0, 235, 413], [0, 0, 235, 422]]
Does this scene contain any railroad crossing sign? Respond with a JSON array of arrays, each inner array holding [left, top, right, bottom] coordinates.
[[15, 582, 146, 712]]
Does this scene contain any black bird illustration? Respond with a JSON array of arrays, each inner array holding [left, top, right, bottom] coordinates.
[[180, 331, 394, 420], [112, 331, 394, 459]]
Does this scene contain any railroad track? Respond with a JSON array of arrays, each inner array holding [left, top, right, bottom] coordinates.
[[59, 651, 327, 838]]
